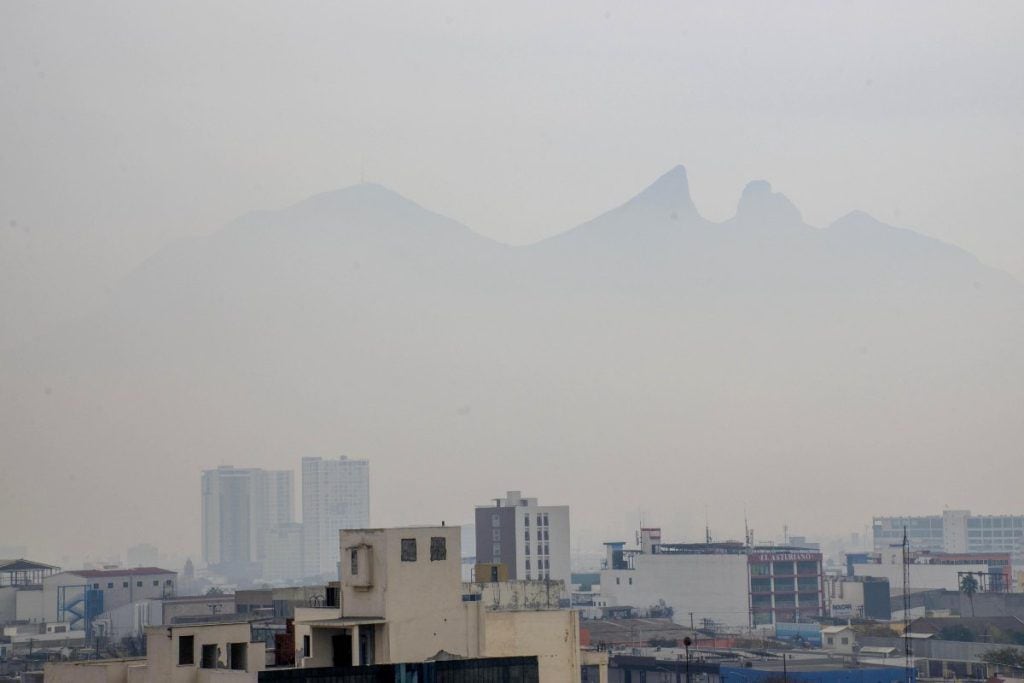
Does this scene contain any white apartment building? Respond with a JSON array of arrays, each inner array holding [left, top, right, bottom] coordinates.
[[201, 466, 294, 578], [474, 491, 571, 589], [302, 456, 370, 577], [262, 522, 305, 582]]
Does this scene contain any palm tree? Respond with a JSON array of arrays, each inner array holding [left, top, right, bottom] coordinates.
[[960, 573, 979, 617]]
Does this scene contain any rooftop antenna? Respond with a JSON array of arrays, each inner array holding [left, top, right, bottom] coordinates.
[[704, 505, 712, 544], [744, 506, 751, 548]]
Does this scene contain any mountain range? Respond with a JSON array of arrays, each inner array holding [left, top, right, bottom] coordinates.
[[3, 166, 1022, 560]]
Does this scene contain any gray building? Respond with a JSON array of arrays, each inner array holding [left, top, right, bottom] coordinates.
[[201, 466, 294, 579], [474, 491, 571, 588]]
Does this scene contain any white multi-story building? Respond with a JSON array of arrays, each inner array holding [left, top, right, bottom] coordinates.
[[474, 491, 571, 589], [201, 466, 294, 578], [262, 523, 305, 582], [301, 456, 370, 577], [873, 510, 1024, 565], [598, 529, 825, 630]]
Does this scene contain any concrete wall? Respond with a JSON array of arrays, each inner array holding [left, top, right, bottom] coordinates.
[[17, 587, 43, 622], [466, 580, 566, 610], [0, 586, 17, 624], [854, 562, 988, 593], [44, 658, 143, 683], [480, 608, 580, 683], [600, 554, 750, 629], [145, 622, 264, 683]]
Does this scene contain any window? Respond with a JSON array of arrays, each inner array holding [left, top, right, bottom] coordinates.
[[122, 581, 128, 588], [536, 513, 543, 525], [492, 528, 501, 541], [615, 577, 620, 585], [229, 642, 247, 670], [525, 544, 530, 555], [165, 579, 173, 586], [542, 514, 549, 526], [401, 538, 417, 562], [350, 548, 359, 574], [827, 637, 834, 646], [430, 536, 447, 561], [491, 513, 500, 527], [524, 515, 529, 527], [628, 577, 633, 585], [153, 580, 159, 586], [92, 583, 99, 589], [492, 543, 501, 559], [525, 559, 531, 570], [178, 635, 195, 665], [136, 581, 142, 587], [303, 635, 311, 658], [525, 530, 530, 541], [107, 582, 114, 589], [841, 637, 849, 645], [201, 643, 218, 668]]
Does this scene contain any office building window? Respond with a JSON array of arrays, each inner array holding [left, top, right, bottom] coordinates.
[[492, 513, 500, 527], [492, 528, 501, 541], [524, 515, 530, 527], [107, 582, 114, 589], [401, 538, 417, 562], [136, 581, 143, 587]]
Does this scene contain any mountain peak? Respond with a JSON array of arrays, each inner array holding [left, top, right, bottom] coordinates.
[[625, 165, 699, 218], [736, 180, 802, 226]]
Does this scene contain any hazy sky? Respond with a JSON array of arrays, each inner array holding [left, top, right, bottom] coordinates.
[[2, 0, 1022, 350], [1, 2, 1024, 565]]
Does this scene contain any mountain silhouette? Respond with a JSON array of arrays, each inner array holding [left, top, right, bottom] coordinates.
[[3, 167, 1022, 557]]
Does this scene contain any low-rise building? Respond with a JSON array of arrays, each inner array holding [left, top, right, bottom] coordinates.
[[853, 551, 996, 594], [821, 625, 857, 655], [599, 528, 825, 630], [42, 567, 177, 635], [0, 559, 61, 626], [824, 575, 891, 620], [293, 524, 599, 682], [43, 621, 265, 682]]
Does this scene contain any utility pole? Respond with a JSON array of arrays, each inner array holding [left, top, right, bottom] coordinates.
[[690, 611, 695, 631], [782, 653, 788, 683], [683, 636, 692, 683], [903, 526, 912, 683]]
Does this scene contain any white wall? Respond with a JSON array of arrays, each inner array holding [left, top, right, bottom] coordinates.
[[600, 554, 750, 629], [853, 562, 988, 593]]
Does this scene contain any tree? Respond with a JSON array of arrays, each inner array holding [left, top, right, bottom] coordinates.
[[939, 624, 976, 642], [960, 573, 979, 617], [205, 586, 225, 596], [980, 647, 1024, 671]]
